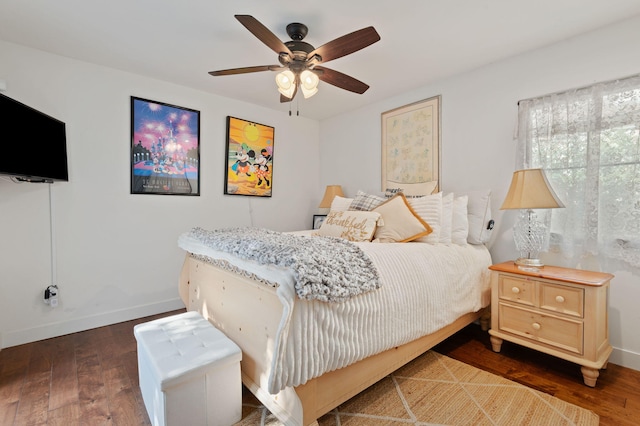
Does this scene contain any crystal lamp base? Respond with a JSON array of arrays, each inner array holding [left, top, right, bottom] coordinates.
[[513, 209, 546, 270]]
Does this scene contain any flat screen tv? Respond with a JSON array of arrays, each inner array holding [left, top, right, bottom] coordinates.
[[0, 93, 69, 182]]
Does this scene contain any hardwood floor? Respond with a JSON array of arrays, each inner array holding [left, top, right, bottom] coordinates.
[[1, 309, 639, 425]]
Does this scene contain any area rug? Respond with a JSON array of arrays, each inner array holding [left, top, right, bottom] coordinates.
[[236, 350, 599, 425]]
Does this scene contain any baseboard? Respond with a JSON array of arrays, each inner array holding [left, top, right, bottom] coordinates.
[[609, 346, 640, 372], [1, 298, 185, 349]]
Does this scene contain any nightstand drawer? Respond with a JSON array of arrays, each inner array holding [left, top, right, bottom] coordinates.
[[540, 282, 583, 318], [498, 303, 583, 355], [498, 275, 535, 306]]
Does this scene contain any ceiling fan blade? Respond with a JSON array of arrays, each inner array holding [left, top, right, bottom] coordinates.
[[209, 65, 283, 76], [314, 66, 370, 94], [308, 27, 380, 63], [235, 15, 293, 56]]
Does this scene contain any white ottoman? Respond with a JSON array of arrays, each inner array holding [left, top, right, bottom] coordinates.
[[134, 311, 242, 426]]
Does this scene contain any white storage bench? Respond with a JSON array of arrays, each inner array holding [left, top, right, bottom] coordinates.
[[133, 311, 242, 426]]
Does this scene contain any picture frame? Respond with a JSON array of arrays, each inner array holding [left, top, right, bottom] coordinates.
[[381, 95, 441, 196], [130, 96, 200, 195], [224, 116, 274, 197], [313, 214, 327, 230]]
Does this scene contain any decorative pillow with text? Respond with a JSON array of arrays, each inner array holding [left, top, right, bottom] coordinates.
[[317, 210, 381, 242]]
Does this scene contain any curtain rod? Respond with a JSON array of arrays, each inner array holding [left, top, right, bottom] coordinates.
[[517, 72, 640, 105]]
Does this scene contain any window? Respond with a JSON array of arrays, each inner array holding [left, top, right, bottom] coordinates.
[[516, 74, 640, 269]]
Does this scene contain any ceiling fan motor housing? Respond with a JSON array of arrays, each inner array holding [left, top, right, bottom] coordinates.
[[286, 22, 308, 40]]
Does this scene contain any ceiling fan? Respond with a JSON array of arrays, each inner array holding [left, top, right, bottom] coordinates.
[[209, 15, 381, 102]]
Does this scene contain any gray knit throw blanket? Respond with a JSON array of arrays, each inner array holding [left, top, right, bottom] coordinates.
[[186, 227, 381, 302]]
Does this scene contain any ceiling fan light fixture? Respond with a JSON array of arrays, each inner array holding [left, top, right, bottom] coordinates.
[[276, 70, 296, 98], [301, 70, 319, 89], [300, 70, 319, 98], [301, 85, 318, 99]]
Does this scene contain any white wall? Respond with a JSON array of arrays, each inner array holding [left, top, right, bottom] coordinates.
[[0, 41, 320, 348], [320, 16, 640, 371]]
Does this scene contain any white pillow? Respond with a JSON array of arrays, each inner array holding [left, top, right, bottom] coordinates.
[[439, 193, 454, 244], [372, 194, 432, 242], [317, 210, 381, 242], [408, 192, 442, 244], [330, 195, 354, 212], [460, 189, 493, 244], [451, 195, 469, 245]]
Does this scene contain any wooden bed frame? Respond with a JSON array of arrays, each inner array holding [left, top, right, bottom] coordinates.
[[179, 254, 490, 426]]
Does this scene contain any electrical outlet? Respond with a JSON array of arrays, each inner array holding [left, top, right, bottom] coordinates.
[[44, 285, 59, 308]]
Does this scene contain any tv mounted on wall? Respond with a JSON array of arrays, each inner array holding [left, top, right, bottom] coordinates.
[[0, 93, 69, 183]]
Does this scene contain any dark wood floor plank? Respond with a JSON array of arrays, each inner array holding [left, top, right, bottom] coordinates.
[[46, 401, 80, 426], [0, 369, 25, 407], [103, 366, 148, 425], [0, 345, 31, 375], [12, 370, 50, 426], [49, 346, 78, 411], [77, 353, 111, 424], [0, 401, 18, 426], [108, 386, 149, 426]]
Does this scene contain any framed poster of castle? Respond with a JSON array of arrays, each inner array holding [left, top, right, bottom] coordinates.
[[381, 95, 441, 196], [224, 116, 274, 197], [130, 97, 200, 195]]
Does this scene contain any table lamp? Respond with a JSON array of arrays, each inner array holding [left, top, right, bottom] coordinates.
[[318, 185, 344, 214], [500, 169, 565, 269]]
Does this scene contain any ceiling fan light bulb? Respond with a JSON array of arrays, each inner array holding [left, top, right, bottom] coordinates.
[[276, 70, 295, 89], [301, 70, 319, 90], [278, 86, 296, 98], [276, 70, 296, 98], [301, 86, 318, 99]]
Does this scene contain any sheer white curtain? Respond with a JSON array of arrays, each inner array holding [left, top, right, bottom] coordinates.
[[516, 74, 640, 269]]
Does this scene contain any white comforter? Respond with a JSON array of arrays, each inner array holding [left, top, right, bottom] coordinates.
[[178, 230, 492, 393]]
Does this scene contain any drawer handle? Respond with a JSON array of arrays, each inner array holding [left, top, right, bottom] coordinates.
[[511, 287, 521, 294], [555, 295, 565, 303], [532, 322, 541, 330]]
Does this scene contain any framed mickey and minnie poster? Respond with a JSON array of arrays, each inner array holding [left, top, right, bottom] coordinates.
[[224, 116, 274, 197]]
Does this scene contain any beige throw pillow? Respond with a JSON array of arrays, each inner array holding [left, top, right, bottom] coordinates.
[[317, 210, 381, 242], [330, 195, 354, 212], [372, 193, 433, 242]]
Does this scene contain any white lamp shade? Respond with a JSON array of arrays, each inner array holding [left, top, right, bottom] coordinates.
[[501, 168, 565, 210], [300, 70, 319, 98], [276, 70, 296, 98]]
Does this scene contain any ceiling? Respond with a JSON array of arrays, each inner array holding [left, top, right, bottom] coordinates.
[[1, 1, 640, 120]]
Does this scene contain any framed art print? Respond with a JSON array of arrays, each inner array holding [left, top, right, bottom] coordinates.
[[130, 96, 200, 195], [381, 95, 441, 196], [224, 116, 274, 197], [313, 214, 327, 230]]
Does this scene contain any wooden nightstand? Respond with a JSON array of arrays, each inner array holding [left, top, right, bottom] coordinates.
[[488, 261, 613, 387]]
